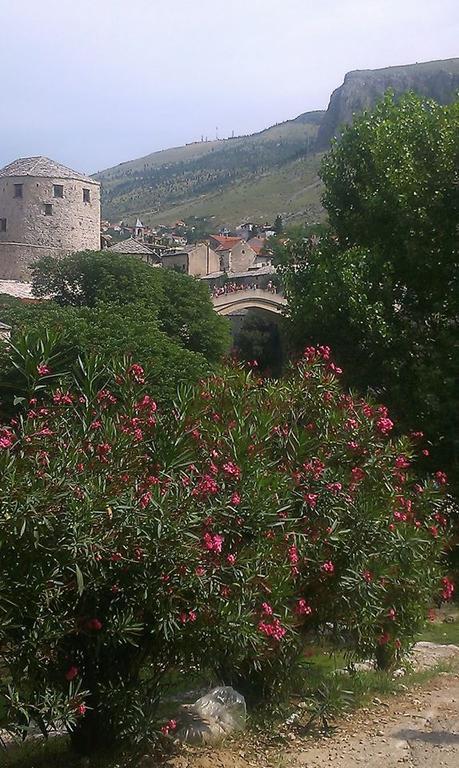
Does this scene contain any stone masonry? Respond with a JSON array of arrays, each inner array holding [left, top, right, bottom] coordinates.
[[0, 156, 100, 280]]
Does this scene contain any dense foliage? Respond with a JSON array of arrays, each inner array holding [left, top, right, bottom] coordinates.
[[0, 341, 452, 754], [0, 252, 230, 414], [275, 93, 459, 487]]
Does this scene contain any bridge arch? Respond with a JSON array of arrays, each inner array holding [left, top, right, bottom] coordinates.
[[212, 288, 287, 317]]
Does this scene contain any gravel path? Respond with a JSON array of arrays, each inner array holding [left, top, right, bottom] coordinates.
[[285, 672, 459, 768], [163, 645, 459, 768]]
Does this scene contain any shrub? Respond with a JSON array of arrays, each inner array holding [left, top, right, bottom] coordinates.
[[0, 345, 453, 754]]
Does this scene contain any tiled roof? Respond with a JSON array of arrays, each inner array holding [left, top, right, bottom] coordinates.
[[247, 237, 266, 255], [109, 237, 157, 255], [0, 156, 98, 184], [210, 236, 243, 252]]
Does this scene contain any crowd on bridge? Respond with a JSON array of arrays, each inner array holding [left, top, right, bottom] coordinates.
[[211, 281, 279, 298]]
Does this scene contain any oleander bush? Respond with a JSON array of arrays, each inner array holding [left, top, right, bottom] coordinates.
[[0, 342, 453, 754]]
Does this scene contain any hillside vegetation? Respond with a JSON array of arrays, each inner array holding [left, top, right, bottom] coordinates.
[[95, 57, 459, 228], [96, 111, 324, 226]]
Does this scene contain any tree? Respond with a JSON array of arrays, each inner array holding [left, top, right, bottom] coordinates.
[[30, 251, 231, 363], [0, 303, 210, 416], [276, 93, 459, 487], [273, 214, 283, 235]]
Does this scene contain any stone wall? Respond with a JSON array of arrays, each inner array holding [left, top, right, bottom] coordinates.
[[228, 241, 256, 273], [0, 242, 72, 280], [162, 244, 220, 277], [0, 174, 100, 279]]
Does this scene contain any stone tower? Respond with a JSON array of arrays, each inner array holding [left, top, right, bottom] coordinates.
[[0, 156, 101, 280]]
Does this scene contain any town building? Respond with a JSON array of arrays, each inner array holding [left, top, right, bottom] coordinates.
[[209, 235, 257, 273], [161, 243, 220, 276], [0, 156, 101, 280], [108, 237, 162, 266]]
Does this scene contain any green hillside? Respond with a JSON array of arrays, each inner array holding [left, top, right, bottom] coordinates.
[[95, 111, 325, 227], [95, 57, 459, 229], [138, 153, 324, 229]]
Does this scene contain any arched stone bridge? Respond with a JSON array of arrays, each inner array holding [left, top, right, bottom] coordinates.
[[212, 288, 287, 316]]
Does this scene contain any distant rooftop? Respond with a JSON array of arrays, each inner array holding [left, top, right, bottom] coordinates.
[[109, 237, 158, 256], [0, 156, 99, 185]]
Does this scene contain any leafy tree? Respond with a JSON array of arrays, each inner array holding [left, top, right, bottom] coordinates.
[[273, 214, 283, 235], [276, 93, 459, 486], [0, 303, 210, 416], [234, 314, 284, 376], [31, 251, 230, 363]]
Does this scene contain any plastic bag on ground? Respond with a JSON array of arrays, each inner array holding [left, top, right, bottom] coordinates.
[[176, 686, 246, 745]]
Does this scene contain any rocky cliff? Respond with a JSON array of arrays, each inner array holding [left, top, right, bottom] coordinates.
[[317, 58, 459, 148]]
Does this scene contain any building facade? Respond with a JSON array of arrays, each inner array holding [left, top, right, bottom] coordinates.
[[0, 156, 100, 280], [162, 243, 220, 276]]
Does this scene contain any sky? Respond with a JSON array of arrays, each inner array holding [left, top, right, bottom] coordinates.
[[0, 0, 457, 174]]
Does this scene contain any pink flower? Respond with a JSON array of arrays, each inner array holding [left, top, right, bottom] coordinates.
[[195, 566, 205, 577], [136, 394, 157, 411], [441, 577, 454, 601], [387, 608, 397, 621], [435, 471, 448, 486], [288, 545, 299, 565], [192, 474, 219, 498], [65, 666, 78, 681], [362, 570, 373, 583], [128, 363, 145, 384], [321, 561, 335, 575], [261, 602, 273, 616], [303, 458, 325, 479], [295, 599, 313, 616], [303, 493, 318, 508], [351, 466, 365, 483], [76, 703, 87, 716], [188, 610, 197, 622], [258, 618, 286, 641], [203, 532, 224, 553], [0, 434, 13, 449], [378, 631, 390, 645], [52, 390, 73, 404], [161, 719, 177, 736], [395, 456, 410, 469], [87, 618, 102, 631], [96, 442, 111, 457], [139, 491, 152, 509], [223, 461, 241, 479], [37, 363, 51, 376], [376, 416, 394, 435], [226, 554, 236, 566], [231, 491, 241, 506], [326, 482, 342, 494]]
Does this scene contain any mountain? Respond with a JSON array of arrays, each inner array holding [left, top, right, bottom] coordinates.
[[96, 57, 459, 229], [317, 57, 459, 148], [96, 112, 325, 227]]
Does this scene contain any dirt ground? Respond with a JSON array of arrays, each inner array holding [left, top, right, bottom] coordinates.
[[161, 646, 459, 768]]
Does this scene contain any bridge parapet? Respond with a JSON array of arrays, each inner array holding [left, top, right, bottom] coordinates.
[[212, 288, 287, 316]]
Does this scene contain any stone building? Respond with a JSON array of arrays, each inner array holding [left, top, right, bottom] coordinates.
[[208, 235, 257, 273], [162, 243, 220, 277], [0, 156, 100, 280]]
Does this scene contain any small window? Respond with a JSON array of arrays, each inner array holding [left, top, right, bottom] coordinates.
[[82, 188, 90, 203], [14, 184, 23, 199], [53, 184, 64, 198], [44, 204, 53, 216], [0, 218, 6, 232]]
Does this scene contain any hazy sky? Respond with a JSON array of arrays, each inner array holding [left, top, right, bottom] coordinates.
[[1, 0, 457, 173]]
